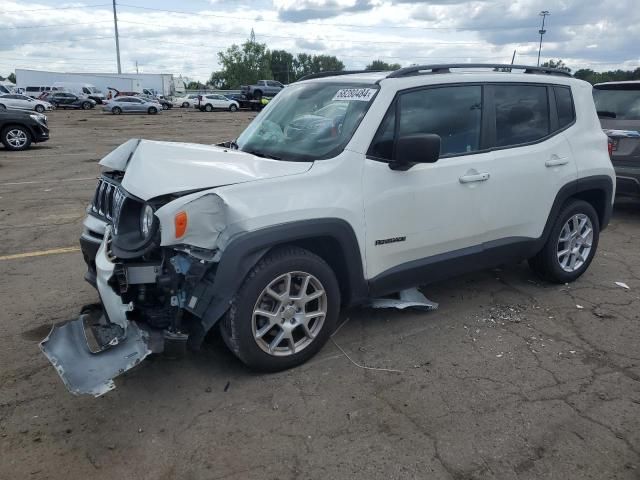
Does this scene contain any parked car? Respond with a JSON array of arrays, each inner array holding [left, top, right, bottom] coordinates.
[[47, 92, 96, 110], [173, 94, 199, 108], [24, 86, 52, 98], [196, 94, 239, 112], [42, 64, 614, 396], [593, 81, 640, 198], [0, 93, 53, 113], [0, 109, 49, 151], [284, 101, 348, 140], [103, 96, 162, 115], [240, 80, 285, 100], [136, 93, 172, 110]]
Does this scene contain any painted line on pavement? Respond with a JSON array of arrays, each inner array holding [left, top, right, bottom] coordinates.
[[0, 177, 96, 187], [0, 246, 81, 261]]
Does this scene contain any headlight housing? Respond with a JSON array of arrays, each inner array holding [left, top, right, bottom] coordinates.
[[140, 204, 155, 238]]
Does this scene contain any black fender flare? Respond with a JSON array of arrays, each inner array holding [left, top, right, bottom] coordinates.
[[538, 175, 613, 249], [186, 218, 367, 344]]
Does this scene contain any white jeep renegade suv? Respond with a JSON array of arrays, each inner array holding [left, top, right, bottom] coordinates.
[[42, 64, 614, 396]]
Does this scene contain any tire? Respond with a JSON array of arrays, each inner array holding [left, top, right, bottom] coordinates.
[[112, 106, 122, 115], [82, 102, 91, 110], [162, 103, 168, 110], [0, 104, 5, 110], [219, 246, 340, 372], [253, 90, 263, 101], [528, 199, 600, 283], [204, 104, 213, 112], [182, 102, 189, 108], [229, 104, 238, 112], [148, 107, 158, 115], [34, 104, 45, 113], [2, 125, 32, 151]]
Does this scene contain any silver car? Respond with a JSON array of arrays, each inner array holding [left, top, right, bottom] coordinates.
[[103, 96, 161, 115]]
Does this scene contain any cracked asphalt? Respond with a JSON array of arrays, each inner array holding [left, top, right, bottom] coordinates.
[[1, 108, 639, 479]]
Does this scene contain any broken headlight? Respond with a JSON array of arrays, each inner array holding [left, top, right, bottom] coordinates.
[[140, 204, 155, 239]]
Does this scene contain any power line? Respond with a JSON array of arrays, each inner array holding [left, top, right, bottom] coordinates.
[[0, 21, 112, 30], [3, 3, 110, 13]]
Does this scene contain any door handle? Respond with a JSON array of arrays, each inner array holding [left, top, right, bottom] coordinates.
[[545, 157, 569, 167], [459, 172, 490, 184]]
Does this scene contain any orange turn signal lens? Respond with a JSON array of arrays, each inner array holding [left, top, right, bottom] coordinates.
[[174, 211, 188, 238]]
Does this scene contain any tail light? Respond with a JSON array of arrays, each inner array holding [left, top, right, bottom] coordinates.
[[607, 138, 614, 160]]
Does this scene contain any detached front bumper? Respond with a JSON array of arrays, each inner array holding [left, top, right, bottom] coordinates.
[[41, 228, 158, 396]]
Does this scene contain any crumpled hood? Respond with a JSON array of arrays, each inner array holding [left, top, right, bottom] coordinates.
[[99, 138, 312, 200]]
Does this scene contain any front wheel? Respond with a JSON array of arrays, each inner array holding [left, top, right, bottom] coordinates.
[[112, 106, 122, 115], [148, 107, 158, 115], [229, 104, 238, 112], [82, 102, 91, 110], [162, 103, 169, 110], [35, 104, 45, 113], [2, 126, 32, 151], [0, 104, 5, 110], [204, 104, 213, 112], [529, 199, 600, 283], [220, 247, 340, 372], [182, 102, 189, 108]]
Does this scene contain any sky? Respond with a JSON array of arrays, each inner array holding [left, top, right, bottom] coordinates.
[[1, 0, 639, 82]]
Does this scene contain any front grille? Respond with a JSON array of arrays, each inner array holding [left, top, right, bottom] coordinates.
[[91, 177, 118, 221]]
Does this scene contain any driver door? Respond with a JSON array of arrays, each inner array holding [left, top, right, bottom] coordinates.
[[363, 84, 490, 284]]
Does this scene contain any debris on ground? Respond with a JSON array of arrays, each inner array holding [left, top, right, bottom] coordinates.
[[615, 281, 630, 290], [368, 288, 438, 311]]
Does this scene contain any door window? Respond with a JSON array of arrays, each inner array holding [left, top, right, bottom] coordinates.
[[369, 85, 483, 160], [494, 85, 549, 147]]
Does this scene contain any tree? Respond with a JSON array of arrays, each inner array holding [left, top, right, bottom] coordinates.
[[186, 81, 205, 90], [541, 59, 571, 73], [292, 53, 344, 80], [217, 38, 272, 88], [365, 60, 401, 71], [270, 50, 294, 84], [208, 72, 228, 89], [7, 73, 16, 83]]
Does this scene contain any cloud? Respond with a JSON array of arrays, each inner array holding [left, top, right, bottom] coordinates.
[[295, 38, 327, 50], [275, 0, 375, 22]]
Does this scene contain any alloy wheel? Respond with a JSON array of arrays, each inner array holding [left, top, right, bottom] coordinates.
[[6, 128, 28, 148], [251, 271, 327, 357], [557, 213, 593, 272]]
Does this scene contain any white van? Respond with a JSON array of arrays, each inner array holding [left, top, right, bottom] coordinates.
[[51, 82, 105, 103]]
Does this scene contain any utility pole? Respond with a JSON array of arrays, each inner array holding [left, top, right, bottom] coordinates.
[[537, 10, 550, 67], [112, 0, 122, 74], [511, 49, 516, 65], [135, 60, 139, 74]]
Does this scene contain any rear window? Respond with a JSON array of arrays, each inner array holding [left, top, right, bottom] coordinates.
[[26, 87, 39, 92], [494, 85, 549, 147], [593, 85, 640, 120], [554, 87, 575, 128]]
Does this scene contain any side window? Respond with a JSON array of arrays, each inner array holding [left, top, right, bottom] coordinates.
[[369, 85, 483, 160], [82, 87, 90, 94], [554, 87, 575, 128], [494, 85, 549, 147]]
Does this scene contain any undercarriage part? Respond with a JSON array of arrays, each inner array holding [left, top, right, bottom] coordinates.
[[40, 307, 154, 397]]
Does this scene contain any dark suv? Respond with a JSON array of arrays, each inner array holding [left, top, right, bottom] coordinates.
[[48, 92, 96, 110], [0, 109, 50, 150], [594, 81, 640, 197]]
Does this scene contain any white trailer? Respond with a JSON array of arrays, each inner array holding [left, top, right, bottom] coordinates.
[[92, 73, 177, 97], [15, 69, 143, 97]]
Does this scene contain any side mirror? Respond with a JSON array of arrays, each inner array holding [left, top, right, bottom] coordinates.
[[390, 134, 441, 170]]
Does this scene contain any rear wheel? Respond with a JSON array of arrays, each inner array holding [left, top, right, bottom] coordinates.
[[219, 246, 340, 372], [2, 125, 32, 151], [148, 106, 158, 115], [253, 90, 263, 101], [82, 101, 91, 110], [34, 104, 45, 113], [0, 104, 5, 110], [529, 199, 600, 283], [204, 104, 213, 112], [182, 102, 189, 108], [162, 103, 169, 110], [112, 106, 122, 115]]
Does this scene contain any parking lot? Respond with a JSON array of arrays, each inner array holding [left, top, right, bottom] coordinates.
[[1, 107, 639, 479]]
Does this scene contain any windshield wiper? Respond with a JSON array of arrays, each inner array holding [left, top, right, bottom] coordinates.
[[243, 149, 283, 160]]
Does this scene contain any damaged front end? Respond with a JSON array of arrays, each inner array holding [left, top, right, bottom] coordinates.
[[42, 186, 225, 396]]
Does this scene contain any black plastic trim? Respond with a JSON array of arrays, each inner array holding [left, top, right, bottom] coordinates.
[[385, 64, 573, 79]]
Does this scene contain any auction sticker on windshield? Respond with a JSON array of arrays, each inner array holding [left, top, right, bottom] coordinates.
[[332, 88, 377, 102]]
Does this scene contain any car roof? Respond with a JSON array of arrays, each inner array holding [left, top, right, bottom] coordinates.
[[594, 80, 640, 86]]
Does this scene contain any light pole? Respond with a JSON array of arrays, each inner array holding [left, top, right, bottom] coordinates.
[[537, 10, 550, 67], [112, 0, 122, 74]]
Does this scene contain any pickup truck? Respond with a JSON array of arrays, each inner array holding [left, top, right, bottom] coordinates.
[[240, 80, 285, 100]]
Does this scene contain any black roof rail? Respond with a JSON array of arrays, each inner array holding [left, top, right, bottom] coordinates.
[[297, 70, 384, 82], [385, 64, 572, 79]]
